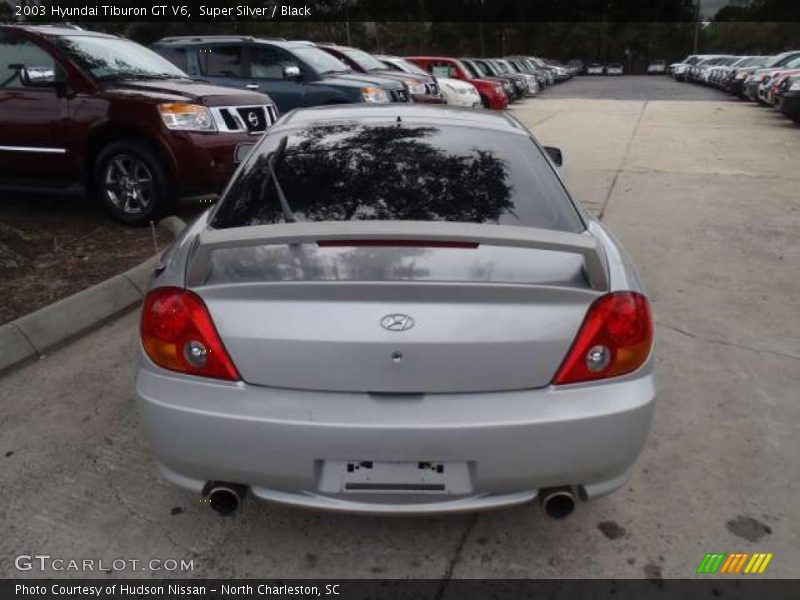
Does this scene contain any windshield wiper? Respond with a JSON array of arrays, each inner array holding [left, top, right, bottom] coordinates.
[[260, 136, 296, 223]]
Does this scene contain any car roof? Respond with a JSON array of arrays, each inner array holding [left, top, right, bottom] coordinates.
[[275, 104, 529, 136], [155, 35, 286, 44], [405, 56, 462, 62], [153, 36, 313, 50], [4, 25, 117, 38]]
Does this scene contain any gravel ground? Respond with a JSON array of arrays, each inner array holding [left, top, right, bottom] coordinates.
[[542, 74, 736, 101], [0, 194, 200, 324]]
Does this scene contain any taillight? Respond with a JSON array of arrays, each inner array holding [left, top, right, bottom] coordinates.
[[552, 292, 653, 385], [140, 287, 240, 381]]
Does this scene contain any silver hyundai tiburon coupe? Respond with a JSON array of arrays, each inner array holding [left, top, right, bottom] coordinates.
[[135, 104, 655, 517]]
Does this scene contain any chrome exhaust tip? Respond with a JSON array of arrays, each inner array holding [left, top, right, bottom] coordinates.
[[540, 486, 576, 519], [203, 482, 247, 516]]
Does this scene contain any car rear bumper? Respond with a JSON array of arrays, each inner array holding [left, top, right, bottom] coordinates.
[[135, 356, 656, 515]]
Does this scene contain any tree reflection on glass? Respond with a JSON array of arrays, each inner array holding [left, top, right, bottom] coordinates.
[[215, 123, 515, 228], [50, 37, 185, 79]]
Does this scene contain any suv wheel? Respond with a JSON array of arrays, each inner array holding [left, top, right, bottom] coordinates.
[[93, 139, 173, 225]]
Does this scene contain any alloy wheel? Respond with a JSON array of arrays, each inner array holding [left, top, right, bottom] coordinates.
[[102, 154, 154, 217]]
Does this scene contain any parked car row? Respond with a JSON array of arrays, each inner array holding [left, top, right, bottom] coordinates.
[[556, 59, 668, 76], [152, 37, 572, 113], [670, 51, 800, 123], [406, 55, 573, 109], [0, 24, 577, 225], [584, 62, 625, 76]]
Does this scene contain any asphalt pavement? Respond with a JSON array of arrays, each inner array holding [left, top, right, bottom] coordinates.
[[1, 76, 798, 582], [542, 74, 735, 101]]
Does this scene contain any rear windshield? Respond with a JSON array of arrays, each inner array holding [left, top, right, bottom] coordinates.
[[212, 122, 583, 233]]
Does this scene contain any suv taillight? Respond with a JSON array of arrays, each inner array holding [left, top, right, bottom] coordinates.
[[553, 292, 653, 385], [140, 287, 239, 381]]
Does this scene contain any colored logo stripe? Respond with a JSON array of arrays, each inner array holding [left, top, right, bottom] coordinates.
[[734, 553, 750, 573], [719, 553, 749, 573], [697, 552, 773, 574], [718, 553, 737, 573], [744, 553, 773, 574], [697, 553, 726, 574]]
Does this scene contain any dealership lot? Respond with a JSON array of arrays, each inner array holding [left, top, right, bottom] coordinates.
[[1, 78, 798, 580]]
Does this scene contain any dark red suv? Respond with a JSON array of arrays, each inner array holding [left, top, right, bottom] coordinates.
[[0, 25, 278, 224]]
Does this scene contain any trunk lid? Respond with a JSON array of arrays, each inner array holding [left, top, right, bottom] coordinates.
[[192, 241, 603, 393]]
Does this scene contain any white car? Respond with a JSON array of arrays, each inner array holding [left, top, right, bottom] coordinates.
[[647, 60, 666, 74], [671, 54, 716, 81], [586, 63, 604, 75], [606, 63, 624, 76], [374, 53, 479, 107], [437, 77, 482, 107]]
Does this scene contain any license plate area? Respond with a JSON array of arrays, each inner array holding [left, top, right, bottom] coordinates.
[[319, 461, 471, 495]]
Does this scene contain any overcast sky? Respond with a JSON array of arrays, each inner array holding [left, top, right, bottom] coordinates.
[[699, 0, 736, 18]]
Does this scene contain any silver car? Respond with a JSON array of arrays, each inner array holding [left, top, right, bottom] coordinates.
[[135, 104, 656, 517]]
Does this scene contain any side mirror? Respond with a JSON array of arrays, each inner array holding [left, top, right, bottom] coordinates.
[[283, 65, 302, 80], [13, 64, 57, 87], [544, 146, 563, 166]]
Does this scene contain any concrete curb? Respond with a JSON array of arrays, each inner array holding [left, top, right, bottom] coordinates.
[[0, 216, 187, 375]]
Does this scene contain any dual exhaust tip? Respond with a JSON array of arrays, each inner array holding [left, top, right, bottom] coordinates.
[[202, 481, 247, 516], [201, 481, 577, 518], [539, 486, 577, 519]]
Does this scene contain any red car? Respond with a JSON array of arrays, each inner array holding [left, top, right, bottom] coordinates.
[[405, 56, 509, 110], [0, 25, 277, 224]]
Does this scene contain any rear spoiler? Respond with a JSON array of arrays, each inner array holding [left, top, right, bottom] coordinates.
[[186, 221, 609, 291]]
